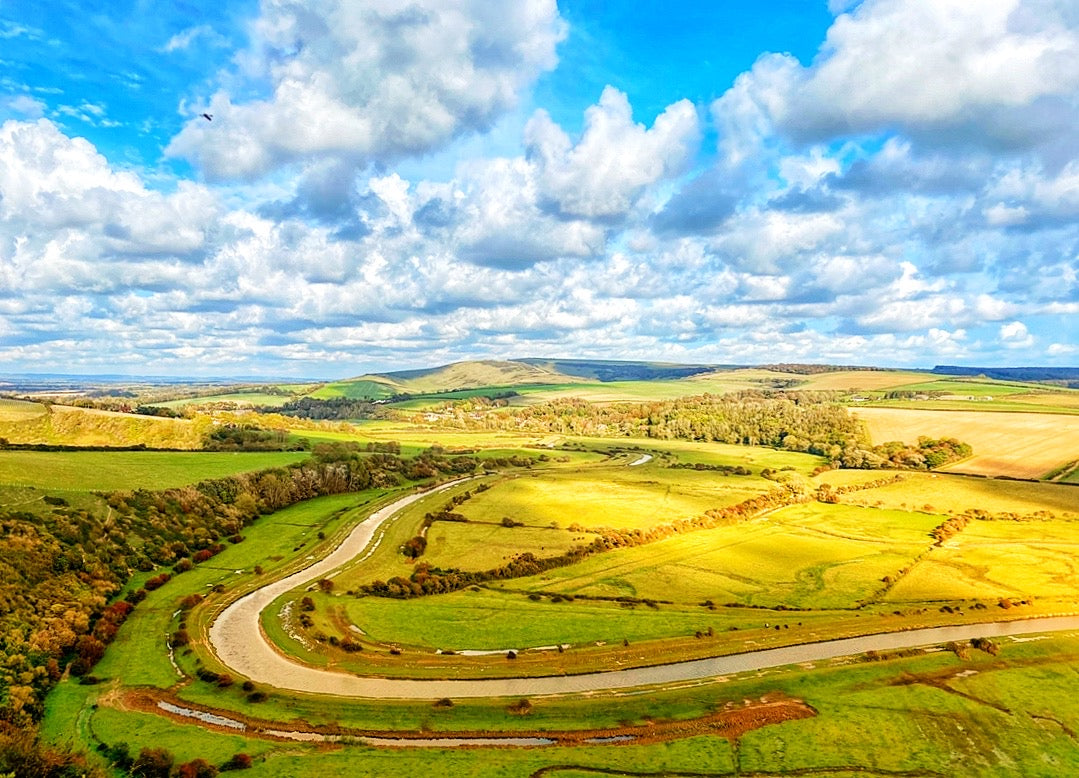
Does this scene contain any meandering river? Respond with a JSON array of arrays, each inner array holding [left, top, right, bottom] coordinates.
[[209, 482, 1079, 700]]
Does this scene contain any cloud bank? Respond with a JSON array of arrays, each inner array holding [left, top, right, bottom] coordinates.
[[0, 0, 1076, 375]]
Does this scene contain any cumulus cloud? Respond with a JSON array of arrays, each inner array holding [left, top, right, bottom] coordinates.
[[524, 87, 698, 220], [3, 2, 1077, 374], [0, 119, 216, 255], [166, 0, 566, 179], [1000, 320, 1036, 348], [712, 0, 1079, 161]]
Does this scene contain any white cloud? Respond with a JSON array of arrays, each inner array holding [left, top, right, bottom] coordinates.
[[161, 24, 230, 53], [0, 119, 216, 254], [712, 0, 1079, 158], [166, 0, 566, 179], [1000, 320, 1036, 348], [1, 94, 46, 118], [524, 87, 698, 219], [984, 202, 1030, 227]]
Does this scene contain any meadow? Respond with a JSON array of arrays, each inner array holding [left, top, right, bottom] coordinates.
[[154, 392, 297, 408], [0, 449, 309, 491]]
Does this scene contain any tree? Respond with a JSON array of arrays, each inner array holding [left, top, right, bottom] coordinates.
[[130, 747, 174, 778]]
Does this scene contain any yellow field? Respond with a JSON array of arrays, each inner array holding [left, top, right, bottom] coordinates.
[[797, 370, 935, 391], [1013, 392, 1079, 410], [884, 518, 1079, 602], [825, 470, 1079, 518], [0, 404, 203, 448], [853, 407, 1079, 478], [0, 398, 47, 421]]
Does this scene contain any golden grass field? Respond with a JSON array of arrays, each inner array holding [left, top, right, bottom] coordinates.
[[853, 406, 1079, 478], [0, 398, 47, 421], [795, 369, 936, 391], [821, 469, 1079, 518], [0, 404, 203, 448]]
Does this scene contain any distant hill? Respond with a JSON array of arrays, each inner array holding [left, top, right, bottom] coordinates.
[[933, 366, 1079, 383], [311, 359, 587, 400], [516, 358, 723, 382]]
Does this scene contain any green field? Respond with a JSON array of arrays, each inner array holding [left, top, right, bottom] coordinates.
[[885, 517, 1079, 602], [454, 467, 766, 531], [91, 490, 395, 689], [822, 469, 1079, 517], [155, 392, 296, 408], [43, 627, 1079, 776], [309, 379, 400, 400], [0, 449, 310, 491], [499, 502, 941, 609]]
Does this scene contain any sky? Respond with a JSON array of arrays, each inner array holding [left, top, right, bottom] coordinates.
[[0, 0, 1077, 378]]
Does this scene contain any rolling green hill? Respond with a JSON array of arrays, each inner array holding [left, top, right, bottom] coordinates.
[[311, 359, 587, 399]]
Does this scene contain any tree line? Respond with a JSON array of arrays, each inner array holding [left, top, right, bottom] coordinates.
[[413, 391, 971, 470], [0, 442, 496, 731]]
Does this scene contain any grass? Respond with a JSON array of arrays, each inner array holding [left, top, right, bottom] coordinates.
[[0, 404, 202, 448], [424, 522, 598, 570], [154, 392, 296, 408], [309, 379, 399, 400], [455, 466, 766, 531], [824, 470, 1079, 518], [91, 491, 394, 688], [0, 450, 310, 491], [0, 398, 47, 420], [884, 516, 1079, 603], [325, 479, 494, 592], [494, 502, 941, 610], [853, 406, 1079, 478], [44, 629, 1079, 776], [883, 378, 1044, 397], [333, 587, 840, 650]]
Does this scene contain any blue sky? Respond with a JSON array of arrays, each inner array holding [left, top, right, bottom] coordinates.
[[0, 0, 1076, 377]]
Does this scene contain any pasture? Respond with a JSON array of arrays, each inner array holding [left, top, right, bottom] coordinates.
[[853, 406, 1079, 478], [885, 516, 1079, 602], [18, 398, 1079, 777], [823, 469, 1079, 517], [0, 449, 310, 491], [500, 502, 941, 609], [154, 392, 296, 408], [454, 466, 766, 531]]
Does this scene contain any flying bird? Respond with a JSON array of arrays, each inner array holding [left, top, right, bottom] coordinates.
[[201, 113, 212, 121]]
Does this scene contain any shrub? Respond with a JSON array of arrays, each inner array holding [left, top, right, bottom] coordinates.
[[221, 753, 253, 771], [130, 747, 174, 778]]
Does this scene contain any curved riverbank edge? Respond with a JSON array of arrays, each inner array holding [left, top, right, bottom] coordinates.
[[210, 484, 1079, 700]]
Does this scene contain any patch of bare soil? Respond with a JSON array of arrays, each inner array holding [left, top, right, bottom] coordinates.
[[114, 688, 815, 748]]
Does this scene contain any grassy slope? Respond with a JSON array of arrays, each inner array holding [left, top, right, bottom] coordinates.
[[0, 398, 47, 421], [0, 404, 203, 448], [313, 360, 587, 401], [0, 450, 310, 491]]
